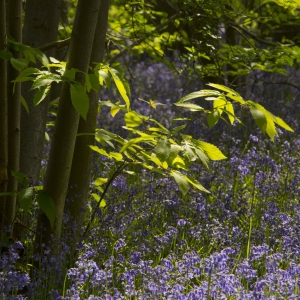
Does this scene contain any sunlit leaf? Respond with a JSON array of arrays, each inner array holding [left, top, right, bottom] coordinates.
[[124, 111, 143, 127], [94, 178, 108, 185], [185, 176, 210, 193], [120, 136, 155, 153], [170, 171, 189, 196], [274, 116, 294, 132], [194, 140, 227, 160], [155, 139, 171, 161], [175, 102, 204, 111], [108, 69, 130, 110], [178, 90, 221, 103]]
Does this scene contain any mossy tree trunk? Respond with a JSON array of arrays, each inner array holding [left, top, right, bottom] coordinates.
[[34, 0, 102, 252]]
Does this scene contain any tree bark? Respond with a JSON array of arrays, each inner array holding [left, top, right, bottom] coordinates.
[[6, 0, 22, 229], [35, 0, 101, 250], [66, 0, 110, 241], [49, 0, 69, 103], [0, 0, 8, 234], [20, 0, 61, 185]]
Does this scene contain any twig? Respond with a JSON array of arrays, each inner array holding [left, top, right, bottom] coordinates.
[[38, 37, 71, 52], [108, 11, 185, 64]]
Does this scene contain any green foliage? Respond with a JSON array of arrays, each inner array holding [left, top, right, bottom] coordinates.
[[36, 190, 56, 229], [4, 38, 293, 196], [91, 82, 293, 197], [70, 82, 90, 120]]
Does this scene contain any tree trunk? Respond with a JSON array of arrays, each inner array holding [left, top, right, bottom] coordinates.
[[20, 0, 61, 185], [35, 0, 101, 251], [49, 0, 69, 103], [0, 0, 8, 236], [66, 0, 110, 241], [6, 0, 22, 230]]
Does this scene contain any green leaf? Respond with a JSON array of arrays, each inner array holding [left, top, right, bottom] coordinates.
[[19, 187, 34, 212], [193, 148, 210, 169], [24, 49, 36, 64], [250, 107, 267, 132], [185, 176, 210, 193], [120, 136, 155, 153], [206, 83, 245, 104], [178, 90, 221, 103], [89, 74, 100, 91], [111, 106, 121, 118], [0, 50, 13, 60], [10, 58, 28, 71], [70, 82, 90, 120], [99, 199, 106, 208], [171, 124, 187, 134], [182, 141, 197, 162], [64, 68, 76, 81], [35, 50, 49, 68], [11, 171, 29, 186], [265, 119, 277, 141], [225, 102, 235, 124], [94, 178, 108, 186], [174, 102, 204, 111], [31, 73, 61, 90], [155, 139, 171, 161], [170, 171, 189, 196], [14, 67, 40, 81], [91, 193, 100, 202], [195, 140, 227, 160], [98, 69, 109, 85], [124, 111, 143, 127], [213, 97, 226, 114], [170, 156, 186, 169], [110, 152, 123, 161], [36, 190, 56, 229], [33, 85, 51, 106], [149, 119, 169, 134], [109, 69, 130, 110], [21, 96, 29, 114], [207, 110, 220, 128], [274, 116, 294, 132]]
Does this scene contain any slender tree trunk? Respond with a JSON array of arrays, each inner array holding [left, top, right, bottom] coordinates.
[[20, 0, 61, 185], [6, 0, 22, 230], [35, 0, 101, 250], [49, 0, 69, 103], [66, 0, 110, 241], [0, 0, 8, 236]]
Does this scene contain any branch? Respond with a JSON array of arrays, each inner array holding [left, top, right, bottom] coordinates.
[[38, 37, 70, 52], [108, 11, 185, 64], [229, 22, 278, 46]]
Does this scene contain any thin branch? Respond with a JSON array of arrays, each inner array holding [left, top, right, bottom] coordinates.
[[108, 11, 185, 64], [38, 37, 70, 52], [230, 22, 278, 46]]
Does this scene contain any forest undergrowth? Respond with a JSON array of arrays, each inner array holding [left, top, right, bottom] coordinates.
[[2, 59, 300, 299]]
